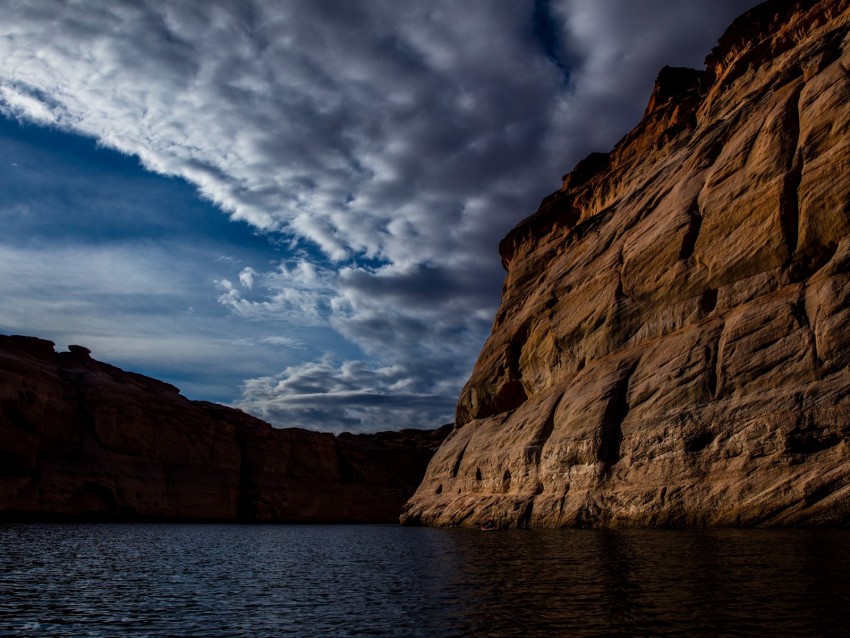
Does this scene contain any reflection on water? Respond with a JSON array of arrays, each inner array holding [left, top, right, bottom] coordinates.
[[1, 524, 848, 636], [445, 528, 850, 637]]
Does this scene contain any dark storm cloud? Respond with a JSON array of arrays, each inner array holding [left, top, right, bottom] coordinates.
[[546, 0, 761, 159], [0, 0, 760, 430]]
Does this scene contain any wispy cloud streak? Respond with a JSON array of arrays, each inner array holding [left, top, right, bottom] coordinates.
[[0, 0, 759, 430]]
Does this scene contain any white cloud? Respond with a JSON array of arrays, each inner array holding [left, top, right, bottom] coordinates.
[[235, 357, 456, 433], [260, 336, 305, 348], [0, 238, 348, 401], [0, 0, 760, 430], [0, 85, 60, 125], [215, 258, 337, 323], [238, 266, 256, 289], [0, 242, 181, 297]]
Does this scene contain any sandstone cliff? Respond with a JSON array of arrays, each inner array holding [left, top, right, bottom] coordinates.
[[402, 0, 850, 527], [0, 334, 448, 522]]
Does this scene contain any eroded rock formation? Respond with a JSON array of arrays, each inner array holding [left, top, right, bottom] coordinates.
[[402, 0, 850, 527], [0, 335, 448, 522]]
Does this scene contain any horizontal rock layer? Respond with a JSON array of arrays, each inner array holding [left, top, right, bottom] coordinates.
[[402, 0, 850, 527], [0, 335, 448, 522]]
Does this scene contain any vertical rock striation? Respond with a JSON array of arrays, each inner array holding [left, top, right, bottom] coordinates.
[[402, 0, 850, 527]]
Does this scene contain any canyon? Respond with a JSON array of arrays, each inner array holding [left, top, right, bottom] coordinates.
[[3, 0, 849, 530], [402, 0, 850, 527], [0, 334, 448, 522]]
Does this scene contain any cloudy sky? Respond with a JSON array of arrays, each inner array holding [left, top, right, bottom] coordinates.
[[0, 0, 759, 432]]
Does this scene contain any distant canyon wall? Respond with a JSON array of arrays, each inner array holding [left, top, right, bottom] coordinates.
[[402, 0, 850, 527], [0, 335, 448, 522]]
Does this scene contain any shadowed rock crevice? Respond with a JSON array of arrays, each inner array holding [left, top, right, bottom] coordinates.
[[599, 363, 638, 467], [526, 392, 565, 469], [683, 426, 716, 453], [450, 442, 468, 478], [680, 201, 703, 261], [700, 288, 719, 315], [785, 427, 843, 455], [502, 469, 512, 491], [518, 498, 535, 528], [704, 343, 720, 398], [804, 241, 840, 277], [794, 291, 823, 371], [534, 392, 563, 453], [780, 84, 805, 264]]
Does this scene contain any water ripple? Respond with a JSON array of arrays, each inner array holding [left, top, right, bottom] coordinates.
[[1, 524, 849, 636]]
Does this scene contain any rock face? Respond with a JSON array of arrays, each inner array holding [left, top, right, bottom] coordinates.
[[402, 0, 850, 528], [0, 335, 448, 522]]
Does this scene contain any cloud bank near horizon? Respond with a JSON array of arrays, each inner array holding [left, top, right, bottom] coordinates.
[[0, 0, 759, 431]]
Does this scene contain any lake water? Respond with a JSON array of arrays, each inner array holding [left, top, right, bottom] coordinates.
[[1, 524, 849, 637]]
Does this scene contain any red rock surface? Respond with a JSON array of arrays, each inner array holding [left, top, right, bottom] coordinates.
[[0, 335, 448, 522], [402, 0, 850, 528]]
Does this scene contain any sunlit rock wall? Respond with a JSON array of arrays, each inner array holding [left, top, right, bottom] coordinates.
[[403, 0, 850, 527]]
